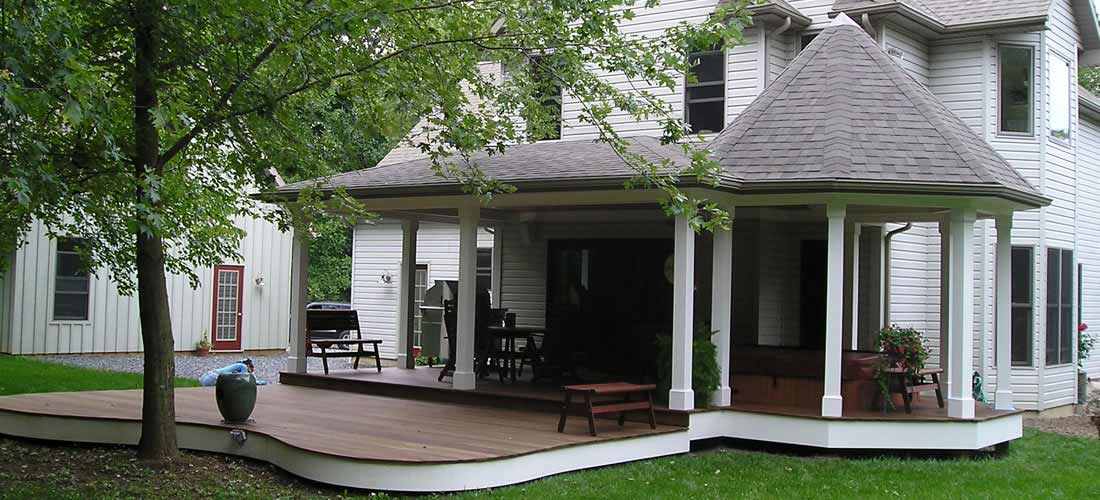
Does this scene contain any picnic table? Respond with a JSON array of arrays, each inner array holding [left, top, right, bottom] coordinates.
[[558, 382, 657, 436]]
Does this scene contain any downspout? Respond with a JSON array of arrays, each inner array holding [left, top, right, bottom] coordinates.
[[861, 13, 878, 39], [882, 223, 913, 327], [773, 16, 792, 36]]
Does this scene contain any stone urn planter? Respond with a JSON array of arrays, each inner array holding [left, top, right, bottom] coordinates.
[[215, 372, 257, 424]]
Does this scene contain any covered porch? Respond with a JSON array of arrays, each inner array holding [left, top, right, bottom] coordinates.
[[272, 16, 1042, 456]]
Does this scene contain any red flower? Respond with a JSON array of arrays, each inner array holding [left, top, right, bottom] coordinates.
[[1081, 323, 1090, 332]]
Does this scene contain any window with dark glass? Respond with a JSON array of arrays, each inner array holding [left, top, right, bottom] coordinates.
[[54, 238, 90, 321], [476, 247, 493, 294], [1011, 247, 1033, 365], [523, 55, 562, 141], [800, 33, 818, 51], [1046, 248, 1074, 365], [999, 45, 1033, 135], [685, 45, 724, 134]]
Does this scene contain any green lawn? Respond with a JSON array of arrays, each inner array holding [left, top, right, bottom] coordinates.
[[0, 355, 198, 395]]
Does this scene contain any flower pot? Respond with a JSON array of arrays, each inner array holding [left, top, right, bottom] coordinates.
[[215, 372, 257, 424], [194, 346, 210, 357], [412, 346, 422, 359]]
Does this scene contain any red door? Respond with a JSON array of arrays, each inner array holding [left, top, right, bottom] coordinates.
[[211, 265, 244, 351]]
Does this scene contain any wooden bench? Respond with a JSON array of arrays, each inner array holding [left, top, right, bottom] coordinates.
[[558, 382, 657, 436], [881, 367, 944, 413], [307, 309, 382, 375]]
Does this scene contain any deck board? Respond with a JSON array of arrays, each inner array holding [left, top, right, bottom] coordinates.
[[0, 385, 679, 463]]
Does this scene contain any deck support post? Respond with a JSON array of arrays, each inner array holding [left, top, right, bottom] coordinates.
[[453, 204, 480, 390], [397, 219, 419, 369], [669, 212, 695, 410], [711, 207, 735, 407], [994, 214, 1015, 411], [822, 203, 846, 417], [849, 223, 862, 350], [287, 232, 310, 374], [947, 208, 977, 419]]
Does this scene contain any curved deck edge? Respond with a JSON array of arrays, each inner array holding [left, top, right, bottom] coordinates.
[[0, 409, 690, 492], [690, 410, 1023, 450]]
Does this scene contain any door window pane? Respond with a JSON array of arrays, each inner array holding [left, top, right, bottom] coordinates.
[[999, 46, 1033, 134]]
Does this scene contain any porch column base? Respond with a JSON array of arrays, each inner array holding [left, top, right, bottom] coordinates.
[[396, 353, 410, 368], [668, 389, 694, 411], [286, 355, 307, 374], [452, 371, 476, 391], [948, 397, 975, 419], [994, 390, 1015, 411], [711, 386, 732, 407], [821, 395, 843, 417]]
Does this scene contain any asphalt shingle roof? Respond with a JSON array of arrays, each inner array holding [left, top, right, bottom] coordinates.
[[832, 0, 1051, 28], [277, 137, 716, 196], [709, 13, 1044, 204]]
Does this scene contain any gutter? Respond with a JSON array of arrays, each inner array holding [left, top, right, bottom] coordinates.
[[830, 4, 1047, 36]]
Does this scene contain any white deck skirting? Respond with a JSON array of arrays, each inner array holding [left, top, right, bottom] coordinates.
[[688, 410, 1023, 450]]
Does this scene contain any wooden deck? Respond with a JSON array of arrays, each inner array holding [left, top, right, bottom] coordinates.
[[0, 385, 677, 463]]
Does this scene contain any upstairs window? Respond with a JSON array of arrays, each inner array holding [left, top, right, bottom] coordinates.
[[523, 55, 562, 141], [999, 45, 1034, 135], [800, 33, 818, 51], [1011, 246, 1034, 366], [1046, 248, 1074, 366], [1049, 55, 1071, 142], [54, 238, 90, 321], [685, 45, 725, 134]]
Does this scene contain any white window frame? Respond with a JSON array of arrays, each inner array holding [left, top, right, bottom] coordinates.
[[1011, 245, 1034, 367], [997, 43, 1036, 137], [412, 263, 430, 347]]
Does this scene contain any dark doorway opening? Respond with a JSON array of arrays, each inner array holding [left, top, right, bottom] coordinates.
[[799, 240, 827, 349], [546, 239, 673, 380]]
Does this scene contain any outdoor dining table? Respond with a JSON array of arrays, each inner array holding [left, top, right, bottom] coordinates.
[[486, 325, 545, 382]]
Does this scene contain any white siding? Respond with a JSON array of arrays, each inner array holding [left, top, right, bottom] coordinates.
[[3, 214, 291, 355], [351, 221, 493, 358], [1077, 116, 1100, 377], [881, 23, 930, 85]]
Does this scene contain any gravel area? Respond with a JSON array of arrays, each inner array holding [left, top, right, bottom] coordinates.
[[38, 351, 395, 385], [1025, 416, 1100, 440]]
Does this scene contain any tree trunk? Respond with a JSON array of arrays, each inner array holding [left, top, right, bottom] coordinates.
[[132, 0, 179, 463]]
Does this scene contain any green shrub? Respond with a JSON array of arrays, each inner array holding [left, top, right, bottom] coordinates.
[[655, 323, 721, 408]]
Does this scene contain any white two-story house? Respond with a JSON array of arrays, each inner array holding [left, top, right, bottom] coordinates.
[[290, 0, 1100, 428]]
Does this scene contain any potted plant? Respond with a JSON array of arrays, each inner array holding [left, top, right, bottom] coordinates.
[[655, 323, 720, 408], [195, 332, 212, 357], [875, 325, 929, 411]]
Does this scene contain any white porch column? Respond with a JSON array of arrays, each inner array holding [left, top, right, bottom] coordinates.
[[710, 207, 735, 407], [947, 208, 977, 419], [669, 212, 696, 410], [453, 204, 480, 390], [822, 203, 846, 417], [286, 233, 310, 373], [939, 220, 950, 383], [396, 219, 419, 369], [994, 214, 1015, 410], [850, 223, 862, 350]]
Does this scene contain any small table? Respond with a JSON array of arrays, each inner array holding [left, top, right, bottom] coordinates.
[[558, 382, 657, 436], [882, 367, 944, 414]]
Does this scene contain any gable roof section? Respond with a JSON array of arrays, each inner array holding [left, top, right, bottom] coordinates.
[[709, 13, 1047, 207], [831, 0, 1051, 32], [276, 136, 724, 198]]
